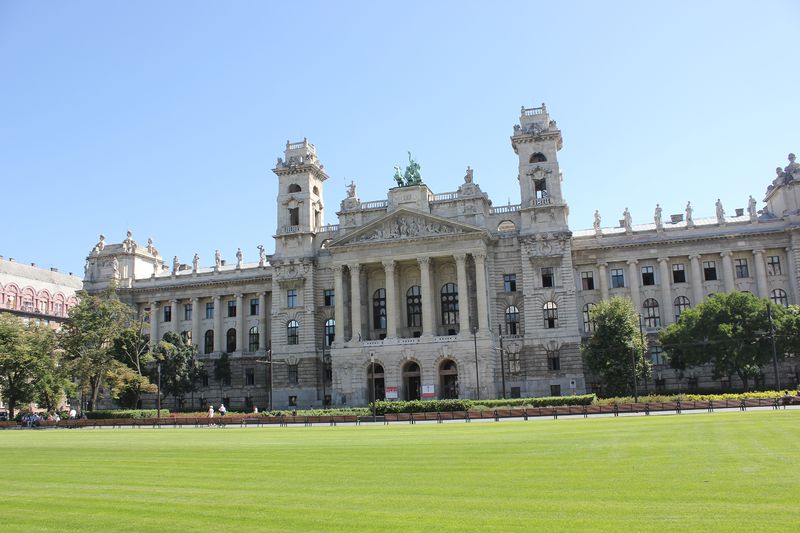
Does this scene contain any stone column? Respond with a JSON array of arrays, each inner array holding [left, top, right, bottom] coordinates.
[[333, 266, 345, 344], [191, 297, 201, 352], [658, 258, 673, 325], [418, 256, 435, 336], [786, 247, 799, 305], [236, 293, 245, 353], [597, 262, 609, 300], [258, 292, 267, 350], [349, 263, 362, 342], [149, 301, 159, 348], [753, 250, 768, 298], [213, 295, 222, 352], [171, 299, 180, 333], [627, 259, 641, 310], [689, 254, 704, 305], [383, 260, 397, 338], [454, 253, 470, 335], [473, 252, 490, 332], [720, 251, 735, 293]]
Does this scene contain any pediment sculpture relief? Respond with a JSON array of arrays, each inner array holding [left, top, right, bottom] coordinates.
[[352, 216, 464, 243]]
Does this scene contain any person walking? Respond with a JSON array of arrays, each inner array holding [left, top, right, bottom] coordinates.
[[207, 405, 214, 426], [219, 403, 227, 417]]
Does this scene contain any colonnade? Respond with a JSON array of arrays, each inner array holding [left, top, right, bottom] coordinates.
[[332, 252, 489, 342]]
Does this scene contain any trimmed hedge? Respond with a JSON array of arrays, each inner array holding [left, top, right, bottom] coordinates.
[[370, 395, 596, 415], [85, 409, 169, 419], [596, 391, 791, 405]]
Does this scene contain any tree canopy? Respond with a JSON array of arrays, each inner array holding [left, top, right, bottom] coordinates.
[[581, 297, 650, 397]]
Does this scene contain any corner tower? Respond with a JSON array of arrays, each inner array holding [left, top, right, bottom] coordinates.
[[511, 103, 568, 234], [272, 138, 329, 259]]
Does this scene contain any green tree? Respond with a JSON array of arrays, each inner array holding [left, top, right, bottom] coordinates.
[[59, 288, 132, 410], [111, 320, 156, 408], [659, 292, 785, 390], [151, 331, 200, 404], [581, 297, 650, 397], [0, 315, 59, 418]]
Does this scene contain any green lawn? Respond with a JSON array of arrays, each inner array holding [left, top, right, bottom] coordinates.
[[1, 411, 797, 532]]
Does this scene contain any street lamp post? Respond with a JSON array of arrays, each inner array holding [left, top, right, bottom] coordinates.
[[767, 302, 782, 390], [497, 325, 506, 399], [156, 361, 162, 419], [471, 325, 480, 401], [370, 353, 376, 422]]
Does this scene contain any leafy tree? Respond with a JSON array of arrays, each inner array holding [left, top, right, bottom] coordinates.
[[59, 288, 132, 410], [0, 315, 59, 418], [112, 321, 156, 407], [151, 331, 200, 404], [213, 352, 231, 391], [659, 292, 786, 390], [582, 297, 650, 397]]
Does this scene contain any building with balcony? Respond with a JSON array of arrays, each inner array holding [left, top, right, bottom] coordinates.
[[83, 104, 800, 410]]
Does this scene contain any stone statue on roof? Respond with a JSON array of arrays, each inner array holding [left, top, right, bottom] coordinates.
[[748, 195, 758, 222], [404, 152, 422, 185], [464, 166, 473, 184], [593, 210, 601, 235], [192, 253, 199, 273], [785, 153, 800, 182], [346, 180, 357, 198], [654, 204, 663, 229], [715, 199, 725, 224], [258, 245, 266, 267], [623, 208, 632, 233], [685, 201, 694, 227]]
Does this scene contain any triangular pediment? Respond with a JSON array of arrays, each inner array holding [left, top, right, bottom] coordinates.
[[330, 208, 487, 247]]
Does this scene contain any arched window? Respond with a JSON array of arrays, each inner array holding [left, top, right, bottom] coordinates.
[[643, 298, 661, 328], [287, 320, 299, 345], [204, 330, 214, 354], [373, 288, 386, 330], [583, 303, 595, 333], [505, 305, 519, 335], [543, 301, 558, 329], [770, 289, 788, 307], [440, 283, 459, 325], [674, 296, 690, 321], [406, 286, 422, 328], [288, 184, 302, 193], [324, 319, 335, 346], [439, 359, 458, 399], [248, 326, 259, 352], [367, 363, 385, 402], [497, 220, 516, 233], [226, 328, 237, 352], [530, 152, 547, 163]]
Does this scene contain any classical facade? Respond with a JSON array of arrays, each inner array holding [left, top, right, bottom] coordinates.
[[83, 104, 800, 410]]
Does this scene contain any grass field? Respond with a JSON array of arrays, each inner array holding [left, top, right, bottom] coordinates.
[[1, 411, 798, 532]]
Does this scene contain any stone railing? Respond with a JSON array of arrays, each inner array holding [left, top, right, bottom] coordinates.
[[534, 197, 551, 207], [317, 224, 339, 233], [360, 200, 389, 210], [432, 192, 458, 202], [281, 225, 302, 234], [490, 204, 521, 215], [522, 105, 546, 116]]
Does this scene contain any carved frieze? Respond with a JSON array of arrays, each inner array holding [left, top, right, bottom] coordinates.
[[351, 216, 464, 243]]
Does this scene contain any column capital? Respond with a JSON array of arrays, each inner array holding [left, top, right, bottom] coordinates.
[[331, 264, 344, 274], [213, 295, 221, 302], [657, 257, 670, 264], [688, 254, 702, 261], [150, 300, 159, 308], [192, 296, 200, 302], [626, 259, 639, 266], [349, 262, 361, 273], [720, 251, 733, 258], [417, 256, 431, 268], [597, 261, 608, 268], [752, 249, 765, 256], [453, 253, 467, 264], [472, 252, 486, 263], [382, 260, 396, 272], [237, 293, 245, 299]]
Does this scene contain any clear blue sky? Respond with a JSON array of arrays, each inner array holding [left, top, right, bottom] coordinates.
[[1, 1, 798, 276]]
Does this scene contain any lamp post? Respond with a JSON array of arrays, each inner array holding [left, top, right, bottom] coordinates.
[[497, 325, 506, 399], [255, 344, 276, 412], [321, 321, 327, 406], [767, 302, 781, 390], [370, 353, 376, 422], [471, 325, 480, 400], [156, 361, 162, 419]]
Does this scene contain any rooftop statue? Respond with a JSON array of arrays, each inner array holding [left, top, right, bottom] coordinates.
[[393, 152, 423, 187], [785, 153, 799, 181], [347, 180, 357, 198]]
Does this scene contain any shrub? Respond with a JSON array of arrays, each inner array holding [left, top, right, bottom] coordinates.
[[85, 409, 168, 419], [369, 395, 596, 414], [477, 395, 596, 408], [596, 391, 788, 405]]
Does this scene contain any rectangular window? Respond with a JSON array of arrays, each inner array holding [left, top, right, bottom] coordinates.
[[184, 304, 192, 321], [650, 346, 665, 365], [245, 368, 255, 386], [163, 305, 172, 323], [250, 298, 259, 316], [641, 266, 655, 286], [734, 258, 749, 279], [287, 364, 299, 385], [550, 384, 562, 397], [767, 256, 781, 276], [611, 268, 625, 288], [323, 289, 335, 307], [510, 387, 521, 399], [672, 263, 686, 283], [227, 300, 236, 317], [541, 267, 554, 288], [547, 352, 561, 371], [703, 261, 717, 281], [508, 353, 521, 375], [287, 289, 297, 308], [503, 274, 517, 292], [581, 271, 595, 291], [205, 302, 214, 319]]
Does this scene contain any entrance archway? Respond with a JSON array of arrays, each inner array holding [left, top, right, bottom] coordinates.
[[439, 359, 458, 399], [402, 361, 421, 401], [367, 363, 385, 402]]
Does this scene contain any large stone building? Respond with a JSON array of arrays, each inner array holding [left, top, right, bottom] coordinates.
[[83, 104, 800, 410]]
